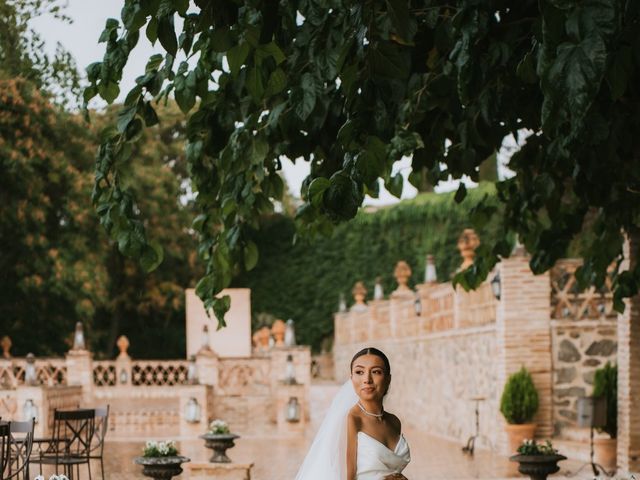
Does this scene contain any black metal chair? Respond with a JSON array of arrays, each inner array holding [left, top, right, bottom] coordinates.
[[88, 405, 109, 480], [4, 419, 35, 480], [30, 408, 95, 480], [0, 421, 11, 479]]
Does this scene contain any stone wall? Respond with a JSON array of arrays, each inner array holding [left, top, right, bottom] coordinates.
[[334, 252, 625, 456], [549, 260, 618, 438], [335, 325, 498, 446]]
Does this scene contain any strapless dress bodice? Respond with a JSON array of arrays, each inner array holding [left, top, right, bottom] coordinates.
[[356, 431, 410, 480]]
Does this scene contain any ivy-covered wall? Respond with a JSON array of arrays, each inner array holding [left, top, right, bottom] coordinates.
[[233, 184, 504, 351]]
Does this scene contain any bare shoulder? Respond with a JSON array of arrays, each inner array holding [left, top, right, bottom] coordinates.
[[348, 404, 364, 428], [385, 412, 402, 433]]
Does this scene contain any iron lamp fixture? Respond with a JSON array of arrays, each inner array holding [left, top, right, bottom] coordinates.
[[490, 272, 501, 300]]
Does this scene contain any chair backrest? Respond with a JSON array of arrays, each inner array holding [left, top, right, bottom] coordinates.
[[0, 422, 11, 479], [5, 419, 34, 480], [89, 405, 109, 455], [52, 409, 95, 461]]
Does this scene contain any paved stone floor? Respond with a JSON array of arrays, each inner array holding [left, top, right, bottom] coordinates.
[[80, 427, 591, 480], [33, 383, 598, 479]]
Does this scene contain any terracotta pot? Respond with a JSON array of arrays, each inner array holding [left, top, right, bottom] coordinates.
[[510, 454, 567, 480], [594, 437, 617, 471], [505, 423, 537, 454]]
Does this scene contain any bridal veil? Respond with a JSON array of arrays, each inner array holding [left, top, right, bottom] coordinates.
[[294, 380, 358, 480]]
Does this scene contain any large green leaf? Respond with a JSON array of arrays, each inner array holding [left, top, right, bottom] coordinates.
[[541, 31, 607, 131], [227, 42, 250, 77], [157, 15, 178, 57]]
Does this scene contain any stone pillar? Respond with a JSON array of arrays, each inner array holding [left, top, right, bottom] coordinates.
[[617, 231, 640, 473], [195, 348, 219, 387], [65, 347, 93, 404], [270, 347, 311, 422], [495, 250, 554, 454], [391, 261, 414, 338]]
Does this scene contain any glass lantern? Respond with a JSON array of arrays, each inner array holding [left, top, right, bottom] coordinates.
[[24, 353, 37, 386], [23, 398, 39, 423], [490, 272, 501, 300], [284, 354, 297, 385], [187, 355, 198, 384], [286, 397, 300, 423], [184, 397, 202, 423], [119, 368, 128, 384]]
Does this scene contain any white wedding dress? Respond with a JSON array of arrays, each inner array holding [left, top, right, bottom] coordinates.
[[356, 431, 411, 479], [295, 381, 411, 480]]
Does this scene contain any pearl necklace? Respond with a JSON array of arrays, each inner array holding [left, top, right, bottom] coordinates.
[[357, 401, 384, 418]]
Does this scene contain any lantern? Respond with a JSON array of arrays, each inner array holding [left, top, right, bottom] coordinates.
[[286, 397, 300, 423], [184, 397, 202, 423]]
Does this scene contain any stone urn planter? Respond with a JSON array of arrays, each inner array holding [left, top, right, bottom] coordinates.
[[199, 433, 240, 463], [509, 454, 567, 480], [133, 455, 191, 480]]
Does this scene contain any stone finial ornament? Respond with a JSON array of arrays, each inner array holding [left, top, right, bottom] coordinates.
[[352, 281, 368, 306], [272, 319, 286, 346], [256, 326, 271, 351], [71, 322, 86, 351], [393, 261, 413, 294], [373, 277, 384, 300], [0, 336, 11, 359], [116, 335, 130, 359], [457, 229, 480, 270]]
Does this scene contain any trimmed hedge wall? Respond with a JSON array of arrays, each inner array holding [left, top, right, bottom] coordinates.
[[233, 183, 503, 351]]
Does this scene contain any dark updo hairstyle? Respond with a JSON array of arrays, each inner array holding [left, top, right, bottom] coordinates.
[[350, 347, 391, 375]]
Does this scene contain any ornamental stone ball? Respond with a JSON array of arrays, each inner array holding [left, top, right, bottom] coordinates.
[[352, 281, 368, 306], [0, 336, 11, 359], [256, 326, 271, 351], [117, 335, 130, 359], [457, 228, 480, 270], [271, 319, 286, 347], [393, 261, 413, 293]]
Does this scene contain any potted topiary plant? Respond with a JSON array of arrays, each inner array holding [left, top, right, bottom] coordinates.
[[500, 366, 539, 453], [593, 362, 617, 471], [510, 439, 566, 480]]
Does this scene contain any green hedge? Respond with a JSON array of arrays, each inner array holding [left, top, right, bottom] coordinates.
[[233, 183, 504, 351]]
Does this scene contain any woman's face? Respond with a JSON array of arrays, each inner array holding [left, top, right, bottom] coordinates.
[[351, 354, 390, 402]]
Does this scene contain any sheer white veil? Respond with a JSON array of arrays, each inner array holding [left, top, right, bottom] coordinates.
[[295, 380, 358, 480]]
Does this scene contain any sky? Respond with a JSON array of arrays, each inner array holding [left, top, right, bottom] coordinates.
[[31, 1, 514, 205]]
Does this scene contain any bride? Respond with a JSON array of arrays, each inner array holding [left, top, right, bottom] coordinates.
[[295, 347, 410, 480]]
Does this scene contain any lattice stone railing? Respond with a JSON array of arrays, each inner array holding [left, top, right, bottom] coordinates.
[[0, 359, 67, 388], [550, 259, 615, 320], [92, 361, 117, 387], [93, 360, 191, 387], [131, 361, 190, 386]]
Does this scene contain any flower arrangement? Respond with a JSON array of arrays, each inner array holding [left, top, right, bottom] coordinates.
[[35, 476, 70, 480], [517, 439, 558, 456], [208, 419, 230, 435], [142, 440, 179, 457]]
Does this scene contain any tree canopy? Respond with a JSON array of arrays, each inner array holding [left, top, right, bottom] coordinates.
[[0, 0, 82, 106], [85, 0, 640, 326]]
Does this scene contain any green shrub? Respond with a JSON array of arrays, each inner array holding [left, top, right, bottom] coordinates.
[[500, 367, 539, 424], [593, 362, 617, 439]]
